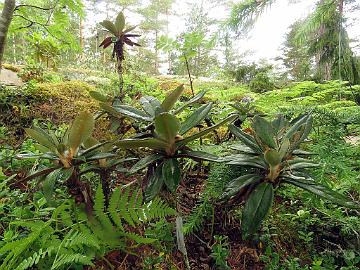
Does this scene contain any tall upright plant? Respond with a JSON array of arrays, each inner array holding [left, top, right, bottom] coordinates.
[[99, 11, 140, 100]]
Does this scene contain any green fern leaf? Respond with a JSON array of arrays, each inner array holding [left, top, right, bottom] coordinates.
[[108, 186, 124, 230], [122, 232, 157, 244], [51, 253, 93, 270], [94, 185, 114, 232], [128, 189, 141, 225], [119, 188, 135, 226]]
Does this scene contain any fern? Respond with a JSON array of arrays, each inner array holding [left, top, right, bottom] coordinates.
[[0, 185, 175, 270], [184, 163, 238, 235], [183, 196, 214, 235], [51, 253, 93, 270], [15, 248, 51, 270], [0, 221, 52, 270], [63, 230, 100, 250]]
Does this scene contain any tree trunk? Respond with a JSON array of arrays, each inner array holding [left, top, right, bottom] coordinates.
[[79, 17, 84, 61], [0, 0, 15, 71], [183, 53, 194, 97], [338, 0, 344, 81], [155, 29, 159, 74]]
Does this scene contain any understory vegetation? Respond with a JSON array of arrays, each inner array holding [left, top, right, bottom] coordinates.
[[0, 0, 360, 269]]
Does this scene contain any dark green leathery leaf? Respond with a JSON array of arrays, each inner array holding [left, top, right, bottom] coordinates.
[[145, 164, 164, 201], [162, 159, 181, 192], [241, 182, 274, 238], [179, 103, 212, 135], [252, 115, 277, 149]]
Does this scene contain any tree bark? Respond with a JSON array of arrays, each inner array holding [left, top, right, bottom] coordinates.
[[79, 17, 84, 61], [338, 0, 344, 81], [183, 53, 194, 97], [155, 29, 159, 74], [0, 0, 15, 71]]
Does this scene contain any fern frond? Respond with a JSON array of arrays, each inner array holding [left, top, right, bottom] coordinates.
[[55, 201, 74, 227], [51, 253, 93, 270], [183, 197, 213, 235], [128, 189, 142, 225], [0, 221, 51, 270], [94, 185, 115, 232], [122, 232, 157, 245], [64, 230, 100, 250], [119, 187, 134, 226], [108, 186, 124, 230], [145, 197, 176, 220], [15, 248, 53, 270]]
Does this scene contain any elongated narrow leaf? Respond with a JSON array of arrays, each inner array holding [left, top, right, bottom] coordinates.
[[179, 103, 213, 135], [43, 168, 73, 205], [242, 182, 274, 238], [287, 158, 319, 170], [100, 102, 121, 116], [145, 164, 164, 201], [116, 138, 168, 150], [43, 168, 72, 205], [229, 125, 262, 153], [292, 149, 314, 155], [68, 112, 95, 154], [291, 115, 313, 151], [130, 154, 164, 173], [224, 154, 266, 169], [284, 178, 359, 209], [162, 159, 181, 192], [222, 174, 262, 199], [124, 25, 137, 33], [115, 12, 125, 33], [173, 90, 207, 114], [178, 150, 219, 162], [21, 166, 61, 183], [230, 143, 257, 154], [272, 114, 288, 132], [25, 128, 57, 152], [81, 141, 113, 157], [139, 96, 161, 117], [154, 113, 180, 143], [252, 116, 277, 149], [86, 152, 117, 161], [34, 143, 51, 153], [284, 114, 310, 141], [100, 20, 118, 36], [161, 85, 184, 112], [278, 138, 290, 160], [113, 105, 152, 122], [177, 115, 237, 147], [89, 91, 108, 102]]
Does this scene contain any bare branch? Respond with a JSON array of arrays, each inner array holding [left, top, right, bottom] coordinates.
[[14, 4, 53, 11]]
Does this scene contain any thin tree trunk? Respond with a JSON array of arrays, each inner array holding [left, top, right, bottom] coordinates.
[[117, 58, 124, 100], [155, 29, 159, 74], [12, 33, 16, 63], [0, 0, 16, 71], [338, 0, 344, 81], [183, 53, 194, 97], [79, 17, 84, 61]]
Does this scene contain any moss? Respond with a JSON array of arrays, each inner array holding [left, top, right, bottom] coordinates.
[[28, 81, 98, 124], [0, 81, 114, 143], [2, 63, 21, 73]]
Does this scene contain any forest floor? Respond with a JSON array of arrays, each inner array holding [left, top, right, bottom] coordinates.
[[0, 65, 359, 270]]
